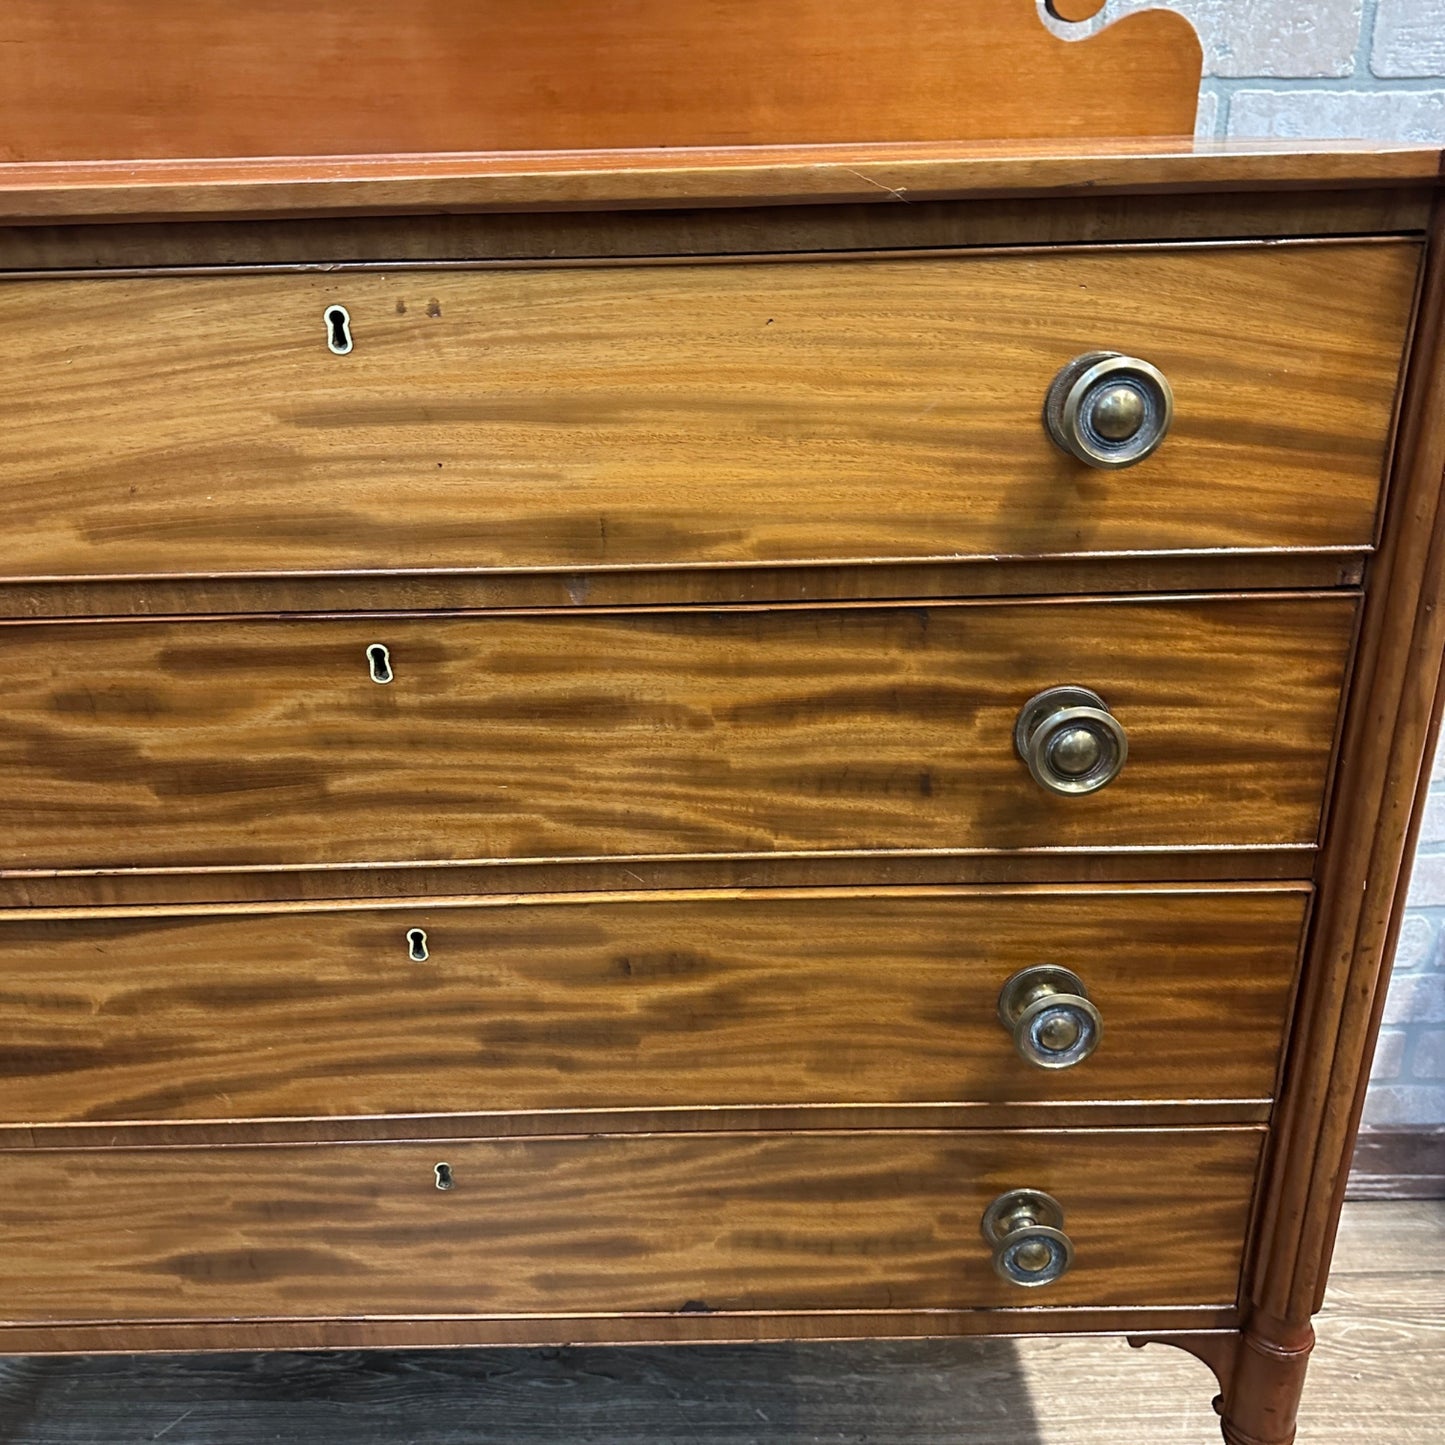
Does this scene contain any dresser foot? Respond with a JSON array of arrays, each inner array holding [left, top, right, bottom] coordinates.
[[1128, 1312, 1313, 1445], [1216, 1313, 1314, 1445]]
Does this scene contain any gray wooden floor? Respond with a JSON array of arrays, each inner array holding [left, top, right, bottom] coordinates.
[[0, 1201, 1438, 1444]]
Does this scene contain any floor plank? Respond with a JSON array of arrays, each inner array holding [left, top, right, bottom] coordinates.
[[0, 1202, 1437, 1444]]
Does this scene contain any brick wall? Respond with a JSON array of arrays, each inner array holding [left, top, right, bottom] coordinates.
[[1048, 2, 1445, 1125], [1046, 2, 1445, 142]]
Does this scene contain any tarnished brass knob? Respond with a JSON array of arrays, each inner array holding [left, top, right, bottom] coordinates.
[[998, 965, 1103, 1069], [1014, 686, 1128, 796], [981, 1189, 1075, 1288], [1044, 351, 1174, 467]]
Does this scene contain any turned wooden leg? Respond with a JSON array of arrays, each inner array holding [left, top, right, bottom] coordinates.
[[1127, 1312, 1315, 1445], [1217, 1312, 1315, 1445]]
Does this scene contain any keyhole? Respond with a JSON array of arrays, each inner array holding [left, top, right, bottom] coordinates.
[[434, 1162, 454, 1190], [406, 928, 429, 962], [325, 305, 353, 355], [366, 643, 393, 684]]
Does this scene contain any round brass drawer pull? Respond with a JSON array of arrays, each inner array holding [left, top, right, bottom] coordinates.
[[981, 1188, 1075, 1288], [1014, 685, 1128, 795], [1043, 350, 1173, 468], [997, 964, 1102, 1069]]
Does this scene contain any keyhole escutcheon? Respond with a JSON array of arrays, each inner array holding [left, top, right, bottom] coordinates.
[[434, 1162, 454, 1190], [325, 305, 353, 355], [406, 928, 429, 962], [366, 643, 393, 684]]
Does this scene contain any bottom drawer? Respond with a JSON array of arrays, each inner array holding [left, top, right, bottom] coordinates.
[[0, 1129, 1261, 1324]]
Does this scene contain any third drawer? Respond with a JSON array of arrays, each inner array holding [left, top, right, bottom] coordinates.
[[0, 886, 1307, 1122]]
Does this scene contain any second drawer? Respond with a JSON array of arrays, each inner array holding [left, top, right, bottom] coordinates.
[[0, 886, 1306, 1122], [0, 595, 1356, 868]]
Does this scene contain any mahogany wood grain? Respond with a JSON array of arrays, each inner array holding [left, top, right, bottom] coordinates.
[[0, 1129, 1261, 1325], [0, 144, 1440, 226], [0, 886, 1306, 1124], [0, 1101, 1274, 1152], [0, 551, 1366, 623], [0, 245, 1415, 581], [0, 597, 1356, 870], [0, 2, 1200, 164], [1248, 208, 1445, 1329], [0, 191, 1433, 274], [0, 847, 1319, 911], [0, 1307, 1241, 1356]]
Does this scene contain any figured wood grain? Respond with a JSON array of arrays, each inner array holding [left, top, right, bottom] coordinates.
[[0, 2, 1200, 163], [0, 1205, 1432, 1434], [0, 244, 1418, 580], [0, 144, 1440, 226], [0, 1129, 1261, 1325], [0, 597, 1357, 870], [0, 887, 1307, 1123]]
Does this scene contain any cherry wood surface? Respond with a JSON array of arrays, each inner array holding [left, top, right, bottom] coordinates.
[[0, 244, 1415, 582], [0, 597, 1356, 871], [0, 2, 1200, 164], [0, 144, 1440, 226], [0, 886, 1307, 1124], [0, 1128, 1261, 1326]]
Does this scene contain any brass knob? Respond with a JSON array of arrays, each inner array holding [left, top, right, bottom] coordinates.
[[998, 965, 1102, 1069], [1014, 686, 1128, 795], [1044, 351, 1173, 467], [981, 1189, 1075, 1288]]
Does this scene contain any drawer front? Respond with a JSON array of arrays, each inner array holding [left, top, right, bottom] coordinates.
[[0, 1129, 1261, 1322], [0, 244, 1415, 580], [0, 597, 1355, 869], [0, 888, 1306, 1123]]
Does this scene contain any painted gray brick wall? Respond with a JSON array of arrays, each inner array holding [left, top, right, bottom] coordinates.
[[1046, 2, 1445, 1125], [1045, 2, 1445, 143]]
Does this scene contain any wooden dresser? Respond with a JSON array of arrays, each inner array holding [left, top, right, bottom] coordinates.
[[1, 5, 1442, 1442]]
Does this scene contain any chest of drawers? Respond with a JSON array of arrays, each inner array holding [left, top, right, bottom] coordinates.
[[1, 5, 1444, 1443]]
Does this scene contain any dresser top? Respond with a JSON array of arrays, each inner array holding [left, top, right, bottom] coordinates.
[[0, 139, 1441, 227]]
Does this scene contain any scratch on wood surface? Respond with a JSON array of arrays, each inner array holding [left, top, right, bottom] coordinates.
[[841, 168, 910, 202]]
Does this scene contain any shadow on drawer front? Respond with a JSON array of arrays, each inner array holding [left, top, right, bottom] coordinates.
[[0, 244, 1417, 579], [0, 1129, 1261, 1323], [0, 596, 1355, 868], [0, 886, 1306, 1122]]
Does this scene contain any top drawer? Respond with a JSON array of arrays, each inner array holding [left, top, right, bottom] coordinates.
[[0, 242, 1417, 581]]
